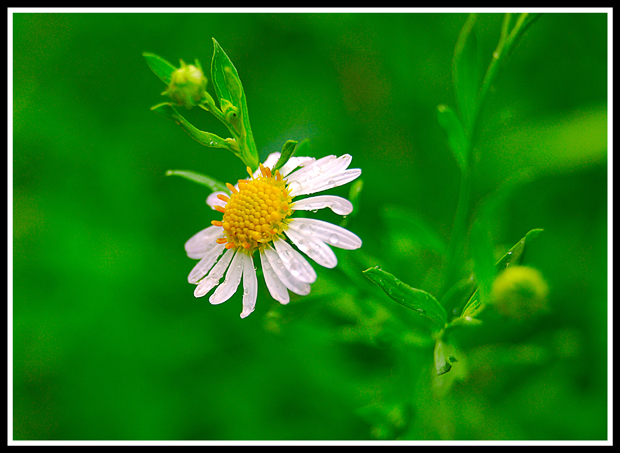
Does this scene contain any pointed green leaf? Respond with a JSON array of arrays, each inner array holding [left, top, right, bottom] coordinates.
[[437, 104, 469, 173], [439, 275, 477, 318], [295, 138, 312, 157], [496, 228, 544, 271], [452, 13, 483, 132], [211, 39, 240, 110], [461, 228, 544, 318], [363, 267, 447, 333], [165, 169, 228, 193], [210, 38, 258, 170], [143, 52, 177, 85], [151, 102, 235, 153], [273, 140, 298, 172]]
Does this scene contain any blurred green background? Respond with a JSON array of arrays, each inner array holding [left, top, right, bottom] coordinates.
[[12, 12, 608, 441]]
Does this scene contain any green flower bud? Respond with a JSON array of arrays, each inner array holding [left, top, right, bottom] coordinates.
[[490, 265, 549, 321], [163, 60, 207, 109]]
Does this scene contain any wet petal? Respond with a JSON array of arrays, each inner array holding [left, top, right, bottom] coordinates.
[[259, 250, 290, 304], [286, 154, 361, 197], [240, 253, 258, 318], [188, 243, 226, 283], [273, 237, 317, 284], [286, 155, 337, 185], [288, 218, 362, 250], [280, 156, 316, 177], [289, 169, 361, 197], [209, 250, 244, 305], [263, 245, 311, 296], [291, 195, 353, 216], [194, 248, 235, 297], [285, 225, 338, 269], [185, 226, 225, 259]]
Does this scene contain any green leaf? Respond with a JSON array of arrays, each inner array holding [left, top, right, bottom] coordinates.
[[211, 39, 240, 110], [211, 38, 258, 170], [461, 228, 544, 318], [165, 169, 228, 193], [294, 138, 312, 157], [363, 267, 447, 333], [452, 13, 483, 133], [436, 104, 469, 173], [495, 228, 544, 271], [143, 52, 177, 85], [150, 102, 236, 153], [439, 275, 477, 318], [273, 140, 298, 173]]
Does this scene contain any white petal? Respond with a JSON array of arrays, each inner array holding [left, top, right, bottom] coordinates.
[[194, 248, 235, 297], [289, 169, 361, 197], [273, 237, 317, 284], [285, 154, 361, 197], [291, 195, 353, 216], [288, 218, 362, 250], [280, 156, 316, 177], [261, 152, 282, 170], [240, 254, 258, 318], [206, 191, 229, 210], [259, 250, 290, 305], [185, 226, 226, 259], [286, 155, 337, 185], [263, 245, 311, 296], [188, 243, 226, 283], [261, 152, 316, 178], [285, 225, 338, 269], [209, 250, 244, 305]]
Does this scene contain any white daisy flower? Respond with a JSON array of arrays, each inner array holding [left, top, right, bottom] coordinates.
[[184, 152, 363, 318]]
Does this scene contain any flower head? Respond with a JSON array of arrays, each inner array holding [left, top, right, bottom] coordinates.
[[184, 152, 362, 318], [490, 265, 549, 320], [164, 60, 208, 109]]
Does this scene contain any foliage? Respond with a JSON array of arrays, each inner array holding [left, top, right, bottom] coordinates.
[[12, 11, 608, 442]]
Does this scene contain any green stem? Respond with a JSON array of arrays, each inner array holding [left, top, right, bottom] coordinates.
[[199, 94, 258, 172], [442, 166, 472, 297], [441, 13, 541, 297], [473, 13, 541, 146], [199, 95, 228, 129]]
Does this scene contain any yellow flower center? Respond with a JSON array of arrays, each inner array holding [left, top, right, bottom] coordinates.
[[211, 164, 293, 254]]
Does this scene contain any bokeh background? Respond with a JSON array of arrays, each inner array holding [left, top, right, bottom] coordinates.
[[12, 11, 609, 441]]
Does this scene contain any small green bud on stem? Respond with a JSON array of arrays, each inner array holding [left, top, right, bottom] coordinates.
[[490, 265, 549, 321], [164, 60, 208, 109]]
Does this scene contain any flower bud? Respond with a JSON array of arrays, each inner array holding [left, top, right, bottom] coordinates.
[[490, 265, 549, 321], [164, 60, 207, 109]]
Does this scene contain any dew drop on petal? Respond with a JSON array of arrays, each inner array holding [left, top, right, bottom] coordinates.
[[289, 262, 301, 278]]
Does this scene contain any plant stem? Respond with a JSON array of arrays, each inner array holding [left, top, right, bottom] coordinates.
[[442, 164, 472, 297], [441, 13, 541, 298]]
